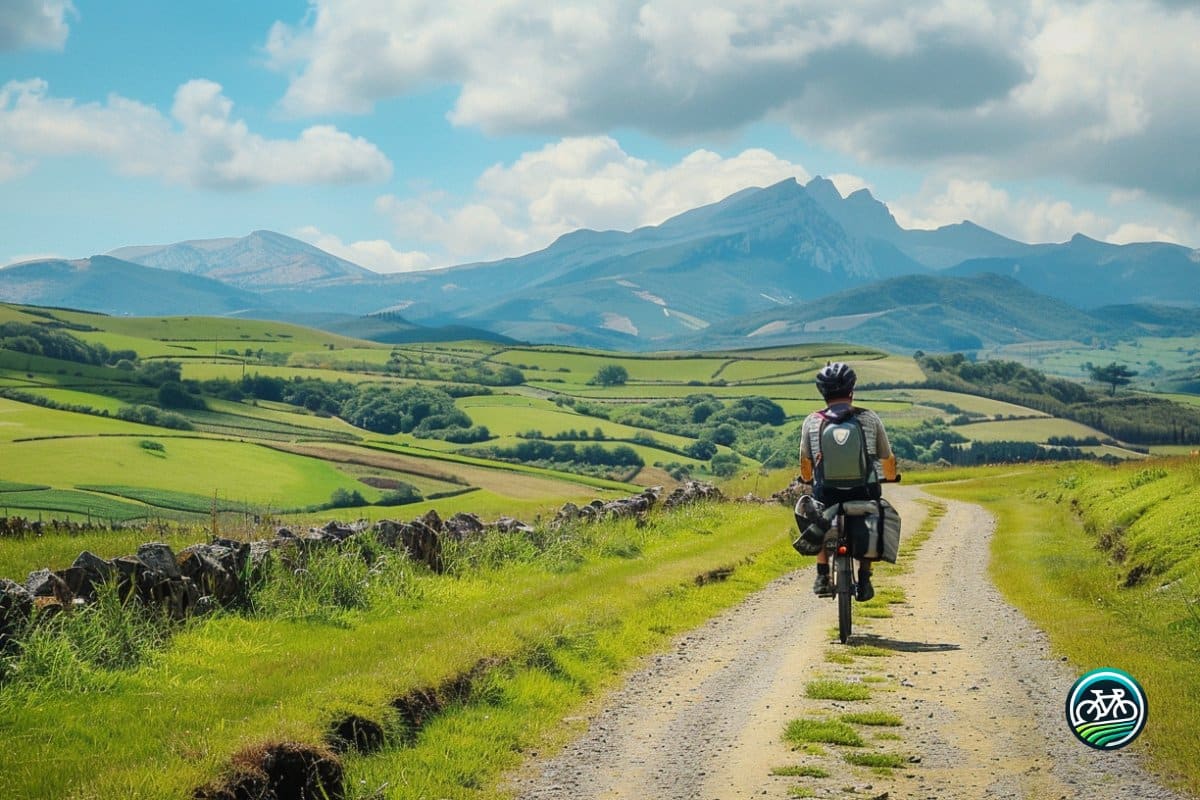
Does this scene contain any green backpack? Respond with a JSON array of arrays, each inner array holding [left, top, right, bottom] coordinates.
[[817, 407, 872, 491]]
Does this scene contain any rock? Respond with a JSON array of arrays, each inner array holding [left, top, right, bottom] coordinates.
[[137, 543, 182, 580], [378, 518, 444, 573], [319, 520, 357, 542], [25, 568, 72, 602], [178, 543, 243, 606], [664, 480, 723, 509], [493, 516, 535, 534], [0, 578, 33, 646], [60, 551, 115, 600], [443, 512, 485, 540]]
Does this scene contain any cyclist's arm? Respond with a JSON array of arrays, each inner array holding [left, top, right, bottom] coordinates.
[[799, 416, 815, 483], [873, 412, 899, 481]]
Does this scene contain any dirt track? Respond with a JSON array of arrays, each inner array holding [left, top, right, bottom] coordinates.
[[510, 486, 1194, 799]]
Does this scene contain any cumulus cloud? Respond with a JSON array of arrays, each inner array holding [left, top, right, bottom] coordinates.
[[375, 137, 809, 265], [0, 78, 392, 189], [265, 0, 1200, 213], [890, 175, 1196, 246], [293, 226, 433, 273], [0, 0, 73, 51]]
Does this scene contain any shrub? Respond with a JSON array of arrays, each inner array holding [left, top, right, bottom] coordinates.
[[328, 488, 368, 508]]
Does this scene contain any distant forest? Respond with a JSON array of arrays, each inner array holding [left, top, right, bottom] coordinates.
[[918, 353, 1200, 445]]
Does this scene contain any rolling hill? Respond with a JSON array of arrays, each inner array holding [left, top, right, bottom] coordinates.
[[110, 229, 375, 289], [948, 234, 1200, 309], [0, 256, 263, 316], [693, 272, 1124, 352]]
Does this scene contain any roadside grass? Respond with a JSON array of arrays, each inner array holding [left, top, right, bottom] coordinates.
[[925, 459, 1200, 795], [0, 502, 798, 799]]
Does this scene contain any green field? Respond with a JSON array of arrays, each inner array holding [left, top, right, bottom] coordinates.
[[991, 336, 1200, 387], [951, 417, 1107, 443], [3, 301, 1200, 799], [1, 300, 1197, 559], [1, 436, 370, 508]]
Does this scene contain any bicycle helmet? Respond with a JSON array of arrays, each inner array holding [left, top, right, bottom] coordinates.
[[815, 361, 856, 399]]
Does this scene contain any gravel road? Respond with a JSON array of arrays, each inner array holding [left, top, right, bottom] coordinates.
[[509, 486, 1195, 800]]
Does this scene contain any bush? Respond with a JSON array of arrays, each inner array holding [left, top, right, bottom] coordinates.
[[328, 488, 368, 508], [377, 484, 423, 506], [591, 364, 629, 386]]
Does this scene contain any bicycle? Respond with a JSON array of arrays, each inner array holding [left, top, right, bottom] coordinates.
[[823, 476, 900, 644]]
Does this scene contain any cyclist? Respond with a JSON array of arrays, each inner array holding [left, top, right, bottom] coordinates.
[[799, 362, 897, 601]]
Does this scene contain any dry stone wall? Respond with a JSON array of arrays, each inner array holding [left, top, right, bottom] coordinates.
[[0, 481, 726, 643]]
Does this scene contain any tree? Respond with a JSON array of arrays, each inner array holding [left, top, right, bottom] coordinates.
[[591, 364, 629, 386], [1089, 362, 1138, 396]]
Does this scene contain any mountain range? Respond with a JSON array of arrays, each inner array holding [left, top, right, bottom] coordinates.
[[2, 177, 1197, 352]]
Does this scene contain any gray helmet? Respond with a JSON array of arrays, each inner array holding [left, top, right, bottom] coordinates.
[[815, 361, 856, 399]]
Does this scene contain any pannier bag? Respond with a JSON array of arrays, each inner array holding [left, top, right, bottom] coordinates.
[[839, 499, 902, 563], [791, 495, 829, 556]]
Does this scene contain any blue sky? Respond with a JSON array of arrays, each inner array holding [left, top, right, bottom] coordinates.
[[2, 0, 1198, 272]]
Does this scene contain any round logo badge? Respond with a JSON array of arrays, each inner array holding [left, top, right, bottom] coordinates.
[[1066, 668, 1148, 750]]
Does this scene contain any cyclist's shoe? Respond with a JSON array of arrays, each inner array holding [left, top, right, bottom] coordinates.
[[813, 573, 833, 597], [856, 572, 875, 602]]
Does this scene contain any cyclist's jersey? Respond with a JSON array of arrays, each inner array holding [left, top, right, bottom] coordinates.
[[799, 403, 894, 503]]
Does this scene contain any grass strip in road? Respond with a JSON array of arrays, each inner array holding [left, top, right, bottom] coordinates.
[[841, 711, 902, 727], [0, 501, 798, 799], [925, 463, 1200, 795], [843, 751, 906, 769], [805, 679, 871, 702], [771, 765, 830, 778], [784, 719, 865, 747]]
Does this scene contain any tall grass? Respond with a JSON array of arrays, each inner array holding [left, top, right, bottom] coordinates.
[[1, 582, 169, 695], [0, 501, 796, 799], [250, 532, 422, 622], [927, 459, 1200, 794]]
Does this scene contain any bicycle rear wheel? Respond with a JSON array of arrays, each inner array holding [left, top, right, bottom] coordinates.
[[835, 554, 852, 643]]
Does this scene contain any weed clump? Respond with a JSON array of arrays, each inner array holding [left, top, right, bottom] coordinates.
[[805, 679, 871, 701], [784, 718, 864, 747]]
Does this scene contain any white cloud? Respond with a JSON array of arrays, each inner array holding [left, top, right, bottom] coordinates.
[[376, 137, 809, 265], [1106, 223, 1183, 246], [889, 175, 1200, 247], [891, 177, 1107, 243], [265, 0, 1200, 216], [826, 173, 873, 197], [2, 250, 63, 267], [0, 0, 73, 51], [0, 151, 35, 182], [293, 226, 432, 273], [0, 78, 392, 189]]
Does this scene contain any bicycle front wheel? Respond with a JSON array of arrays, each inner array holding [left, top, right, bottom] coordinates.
[[836, 554, 853, 643]]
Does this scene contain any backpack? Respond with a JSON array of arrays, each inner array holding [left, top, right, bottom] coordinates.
[[816, 406, 874, 492]]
